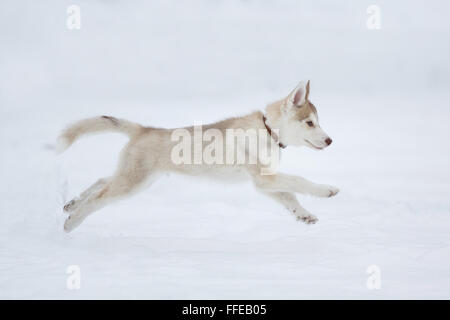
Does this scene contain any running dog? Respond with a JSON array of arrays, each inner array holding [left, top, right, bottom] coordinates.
[[57, 81, 339, 232]]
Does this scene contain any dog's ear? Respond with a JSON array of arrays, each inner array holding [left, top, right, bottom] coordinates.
[[305, 80, 310, 101], [283, 81, 307, 113]]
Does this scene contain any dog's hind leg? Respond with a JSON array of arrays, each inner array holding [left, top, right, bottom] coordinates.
[[63, 141, 159, 232], [63, 168, 159, 232], [260, 191, 318, 224], [63, 178, 109, 213]]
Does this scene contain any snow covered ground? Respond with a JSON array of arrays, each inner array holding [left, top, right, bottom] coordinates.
[[1, 0, 450, 299]]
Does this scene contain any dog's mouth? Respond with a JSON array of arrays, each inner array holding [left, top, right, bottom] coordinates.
[[304, 139, 323, 150]]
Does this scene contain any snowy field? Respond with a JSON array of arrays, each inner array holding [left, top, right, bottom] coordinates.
[[1, 1, 450, 299]]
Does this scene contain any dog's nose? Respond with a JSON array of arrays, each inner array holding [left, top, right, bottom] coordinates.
[[325, 138, 332, 146]]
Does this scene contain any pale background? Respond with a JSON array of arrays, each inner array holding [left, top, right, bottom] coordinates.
[[1, 0, 450, 298]]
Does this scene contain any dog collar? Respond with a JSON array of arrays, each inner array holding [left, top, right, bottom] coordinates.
[[263, 115, 286, 149]]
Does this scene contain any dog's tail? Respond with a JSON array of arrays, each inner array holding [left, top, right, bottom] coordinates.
[[56, 115, 143, 154]]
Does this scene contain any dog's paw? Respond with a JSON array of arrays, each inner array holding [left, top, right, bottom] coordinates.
[[326, 185, 339, 197], [312, 185, 339, 198], [296, 214, 318, 225], [63, 213, 83, 233], [63, 199, 76, 213], [63, 216, 74, 233], [63, 198, 83, 213]]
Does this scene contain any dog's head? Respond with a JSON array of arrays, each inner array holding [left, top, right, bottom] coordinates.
[[275, 81, 332, 150]]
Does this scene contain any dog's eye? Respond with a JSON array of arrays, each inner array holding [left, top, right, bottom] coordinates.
[[306, 121, 314, 127]]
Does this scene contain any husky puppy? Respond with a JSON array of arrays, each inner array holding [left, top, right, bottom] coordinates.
[[58, 81, 338, 232]]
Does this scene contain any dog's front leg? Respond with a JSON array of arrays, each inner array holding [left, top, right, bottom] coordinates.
[[252, 173, 339, 198], [262, 191, 318, 224]]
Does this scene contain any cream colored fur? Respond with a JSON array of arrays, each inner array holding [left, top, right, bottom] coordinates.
[[58, 81, 339, 232]]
